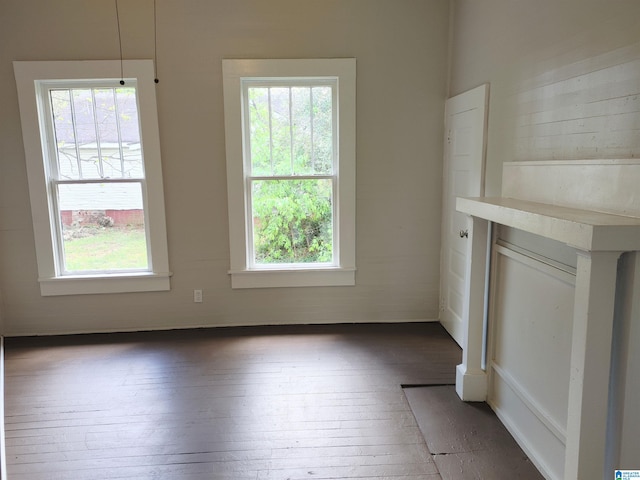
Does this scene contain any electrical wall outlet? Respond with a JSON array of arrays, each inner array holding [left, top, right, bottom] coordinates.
[[194, 289, 203, 303]]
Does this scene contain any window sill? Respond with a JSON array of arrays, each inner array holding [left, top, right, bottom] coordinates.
[[228, 267, 356, 289], [39, 272, 172, 296]]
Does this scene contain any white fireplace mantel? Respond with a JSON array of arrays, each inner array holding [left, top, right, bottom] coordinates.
[[455, 160, 640, 480], [457, 196, 640, 252]]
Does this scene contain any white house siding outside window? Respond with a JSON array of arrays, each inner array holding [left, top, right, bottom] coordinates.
[[13, 60, 170, 296], [222, 59, 356, 289]]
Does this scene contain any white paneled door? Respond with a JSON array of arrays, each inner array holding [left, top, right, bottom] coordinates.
[[440, 84, 489, 347]]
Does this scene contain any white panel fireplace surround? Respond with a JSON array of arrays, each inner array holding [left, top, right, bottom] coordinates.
[[455, 160, 640, 480]]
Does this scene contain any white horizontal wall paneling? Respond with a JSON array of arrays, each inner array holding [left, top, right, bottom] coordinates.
[[509, 44, 640, 162]]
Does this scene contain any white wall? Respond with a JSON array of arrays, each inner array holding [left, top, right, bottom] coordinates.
[[0, 0, 450, 335]]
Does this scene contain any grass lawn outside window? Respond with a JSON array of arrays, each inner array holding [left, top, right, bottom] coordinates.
[[62, 226, 147, 272]]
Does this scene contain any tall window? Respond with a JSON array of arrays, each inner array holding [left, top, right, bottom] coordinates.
[[14, 60, 170, 296], [246, 81, 335, 266], [49, 85, 149, 273], [223, 59, 356, 289]]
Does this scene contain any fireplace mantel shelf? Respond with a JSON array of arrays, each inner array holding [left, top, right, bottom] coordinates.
[[457, 196, 640, 252]]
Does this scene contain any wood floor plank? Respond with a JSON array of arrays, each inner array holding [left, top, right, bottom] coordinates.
[[404, 385, 544, 480], [433, 449, 540, 480], [4, 323, 459, 480]]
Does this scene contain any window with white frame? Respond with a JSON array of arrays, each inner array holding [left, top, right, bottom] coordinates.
[[222, 59, 356, 288], [14, 60, 170, 296]]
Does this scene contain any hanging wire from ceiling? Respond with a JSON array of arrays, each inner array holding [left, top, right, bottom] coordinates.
[[115, 0, 125, 85], [154, 0, 159, 83], [114, 0, 158, 85]]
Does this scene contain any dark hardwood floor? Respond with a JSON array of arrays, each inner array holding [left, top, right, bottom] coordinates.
[[4, 323, 461, 480]]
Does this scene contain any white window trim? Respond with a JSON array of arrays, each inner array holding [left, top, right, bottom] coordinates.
[[222, 59, 356, 289], [13, 60, 171, 296]]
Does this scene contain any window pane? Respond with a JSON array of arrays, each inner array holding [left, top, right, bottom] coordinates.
[[251, 179, 333, 264], [94, 88, 121, 179], [57, 182, 148, 272], [312, 86, 333, 174], [115, 88, 144, 178], [70, 89, 102, 179], [248, 85, 334, 177], [248, 87, 271, 176], [270, 87, 292, 175], [291, 87, 312, 175], [50, 87, 144, 181], [50, 89, 80, 180]]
